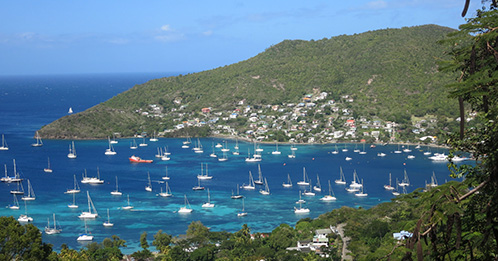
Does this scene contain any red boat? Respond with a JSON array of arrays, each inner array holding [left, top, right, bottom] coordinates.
[[129, 155, 153, 163]]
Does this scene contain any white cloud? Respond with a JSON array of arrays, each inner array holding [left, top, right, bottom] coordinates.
[[365, 0, 388, 9], [202, 30, 213, 36], [161, 24, 172, 31]]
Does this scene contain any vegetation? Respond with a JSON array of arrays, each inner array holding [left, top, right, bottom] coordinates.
[[39, 24, 458, 139]]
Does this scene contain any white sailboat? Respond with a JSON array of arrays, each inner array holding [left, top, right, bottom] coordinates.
[[68, 193, 78, 209], [423, 146, 432, 155], [359, 143, 367, 154], [295, 190, 306, 204], [10, 180, 24, 195], [429, 171, 438, 187], [398, 169, 410, 187], [296, 167, 310, 186], [218, 150, 228, 162], [31, 131, 43, 147], [403, 145, 412, 153], [245, 149, 261, 162], [234, 139, 239, 150], [291, 143, 298, 151], [67, 141, 77, 159], [288, 150, 296, 158], [383, 173, 395, 190], [161, 147, 171, 161], [21, 179, 36, 201], [271, 142, 281, 155], [139, 137, 148, 147], [210, 143, 217, 158], [77, 220, 93, 241], [1, 164, 14, 183], [221, 141, 230, 152], [159, 182, 173, 197], [355, 179, 368, 197], [394, 144, 402, 154], [145, 172, 153, 192], [255, 142, 263, 153], [103, 208, 114, 227], [193, 138, 203, 153], [178, 194, 193, 213], [149, 131, 159, 142], [182, 137, 191, 148], [332, 144, 339, 154], [130, 139, 138, 149], [237, 198, 247, 217], [259, 178, 270, 195], [111, 176, 123, 196], [81, 168, 104, 184], [18, 200, 33, 222], [162, 166, 170, 180], [197, 163, 213, 180], [110, 133, 118, 144], [192, 177, 205, 191], [105, 137, 117, 155], [122, 194, 134, 210], [202, 188, 215, 208], [254, 164, 264, 185], [353, 144, 360, 153], [377, 152, 387, 157], [45, 213, 62, 234], [392, 179, 401, 196], [320, 180, 337, 201], [303, 184, 316, 196], [43, 157, 53, 173], [231, 184, 243, 199], [294, 191, 310, 214], [215, 142, 223, 148], [242, 171, 255, 190], [349, 170, 362, 189], [0, 134, 9, 150], [334, 166, 346, 185], [78, 191, 98, 219], [313, 174, 322, 192], [8, 194, 20, 209], [68, 107, 73, 114], [65, 175, 81, 194], [282, 174, 292, 188], [342, 144, 348, 152]]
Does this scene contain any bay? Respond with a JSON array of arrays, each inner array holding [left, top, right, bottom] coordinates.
[[0, 73, 460, 254]]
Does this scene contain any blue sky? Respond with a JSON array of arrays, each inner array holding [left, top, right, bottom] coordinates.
[[0, 0, 481, 76]]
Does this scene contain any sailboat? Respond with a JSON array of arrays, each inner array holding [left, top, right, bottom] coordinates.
[[111, 176, 123, 196], [0, 134, 8, 151], [18, 200, 33, 222], [271, 142, 281, 155], [21, 179, 36, 201], [429, 172, 438, 187], [359, 143, 367, 154], [67, 141, 77, 159], [139, 137, 148, 147], [145, 172, 153, 192], [78, 191, 98, 219], [384, 173, 395, 190], [242, 171, 256, 190], [210, 143, 218, 158], [149, 131, 159, 142], [349, 170, 362, 189], [296, 167, 310, 186], [31, 131, 43, 147], [423, 146, 432, 155], [8, 194, 20, 209], [130, 139, 138, 149], [282, 174, 293, 188], [353, 144, 360, 153], [77, 220, 93, 241], [81, 168, 104, 184], [65, 175, 81, 194], [162, 166, 170, 180], [394, 144, 402, 154], [403, 144, 412, 153], [342, 144, 348, 152], [10, 180, 24, 195], [313, 174, 322, 192], [159, 182, 173, 197], [231, 184, 243, 199], [218, 151, 228, 162], [202, 188, 215, 208], [291, 143, 298, 151], [182, 136, 191, 148], [105, 137, 117, 155], [255, 142, 263, 153], [303, 184, 316, 196], [68, 193, 78, 208], [295, 190, 306, 204], [192, 177, 205, 191], [335, 167, 347, 185], [254, 164, 264, 185], [161, 147, 171, 161], [122, 194, 133, 210], [45, 213, 62, 234], [43, 157, 53, 173], [1, 164, 14, 183], [178, 194, 193, 213], [294, 191, 310, 214], [320, 180, 337, 201], [193, 138, 203, 153], [197, 163, 213, 180], [398, 169, 410, 187], [288, 150, 296, 158], [237, 198, 247, 217], [332, 144, 339, 154], [259, 178, 270, 195], [110, 133, 118, 144], [103, 208, 114, 227], [221, 141, 230, 152], [355, 179, 368, 197], [234, 139, 239, 150], [392, 179, 401, 196], [68, 107, 73, 114], [245, 148, 261, 162]]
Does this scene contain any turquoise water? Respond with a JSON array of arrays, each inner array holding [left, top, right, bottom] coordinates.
[[0, 74, 460, 253]]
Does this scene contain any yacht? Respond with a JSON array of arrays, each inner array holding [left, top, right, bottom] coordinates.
[[65, 175, 81, 194], [77, 220, 93, 241], [259, 178, 270, 195], [67, 141, 77, 159], [44, 213, 62, 234], [237, 198, 248, 217], [159, 182, 173, 197], [145, 172, 153, 192], [31, 131, 43, 147], [334, 166, 347, 185], [282, 174, 292, 188], [111, 176, 123, 196], [78, 191, 98, 219], [320, 181, 337, 201], [197, 163, 213, 180], [178, 195, 193, 213], [231, 184, 243, 199], [241, 171, 256, 190], [296, 167, 310, 186], [383, 173, 395, 190], [201, 188, 215, 208], [122, 194, 134, 210], [103, 208, 114, 227]]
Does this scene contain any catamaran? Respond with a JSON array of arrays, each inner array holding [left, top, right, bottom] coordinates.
[[67, 141, 77, 159], [65, 175, 81, 194], [202, 188, 215, 208], [320, 180, 337, 201], [21, 179, 36, 201], [0, 134, 9, 150], [45, 213, 62, 234], [242, 171, 256, 190], [159, 182, 173, 197], [111, 176, 123, 195], [43, 157, 53, 173], [31, 131, 43, 147], [259, 178, 270, 195], [282, 174, 293, 188], [78, 191, 98, 219], [335, 166, 347, 185], [178, 194, 193, 213], [103, 208, 114, 227], [297, 167, 310, 186]]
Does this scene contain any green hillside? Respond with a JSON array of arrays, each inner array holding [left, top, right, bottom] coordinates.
[[39, 24, 457, 139]]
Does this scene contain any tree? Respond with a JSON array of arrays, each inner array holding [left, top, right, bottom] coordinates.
[[131, 231, 153, 260], [268, 224, 296, 251], [152, 229, 172, 254], [186, 221, 210, 246]]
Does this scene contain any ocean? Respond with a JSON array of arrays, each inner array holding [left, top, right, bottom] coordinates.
[[0, 73, 461, 254]]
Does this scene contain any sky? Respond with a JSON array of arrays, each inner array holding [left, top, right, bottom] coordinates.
[[0, 0, 483, 76]]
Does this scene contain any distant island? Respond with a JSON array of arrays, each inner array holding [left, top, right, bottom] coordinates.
[[39, 24, 460, 145]]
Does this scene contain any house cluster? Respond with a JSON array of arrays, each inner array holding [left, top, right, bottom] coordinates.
[[286, 226, 334, 257], [136, 92, 440, 144]]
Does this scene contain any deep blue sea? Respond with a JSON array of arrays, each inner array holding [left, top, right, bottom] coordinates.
[[0, 73, 462, 254]]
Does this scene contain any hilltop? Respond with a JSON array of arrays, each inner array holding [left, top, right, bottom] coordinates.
[[39, 24, 458, 141]]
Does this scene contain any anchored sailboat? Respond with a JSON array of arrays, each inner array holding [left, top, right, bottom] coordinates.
[[202, 188, 215, 208], [43, 157, 53, 173], [21, 179, 36, 201], [78, 191, 98, 219], [31, 131, 43, 147], [282, 174, 292, 188], [111, 176, 123, 195], [237, 198, 247, 217], [103, 208, 114, 227], [320, 180, 337, 201], [67, 141, 77, 159], [178, 194, 193, 213], [45, 213, 62, 234]]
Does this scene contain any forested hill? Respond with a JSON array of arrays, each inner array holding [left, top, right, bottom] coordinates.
[[39, 24, 457, 139]]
